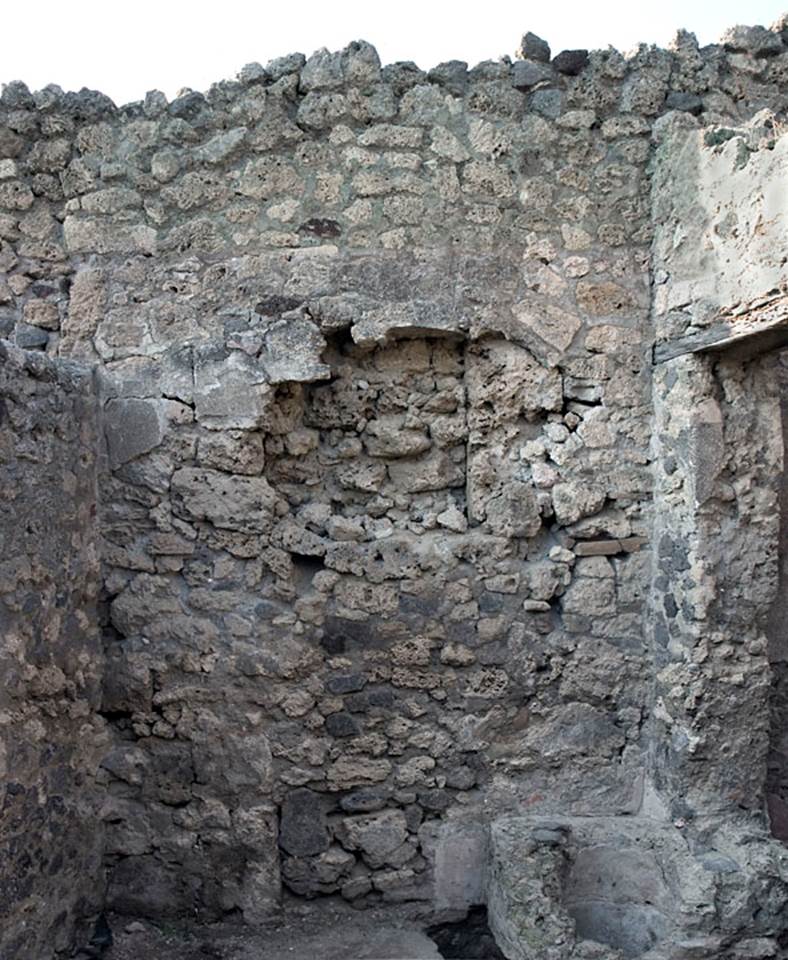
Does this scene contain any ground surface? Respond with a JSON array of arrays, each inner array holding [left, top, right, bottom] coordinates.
[[103, 902, 447, 960]]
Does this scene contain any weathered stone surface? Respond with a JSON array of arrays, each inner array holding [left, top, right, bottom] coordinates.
[[103, 398, 163, 468], [193, 350, 275, 430], [518, 32, 551, 63], [552, 481, 606, 525], [552, 49, 589, 75], [171, 467, 280, 532], [340, 809, 408, 865], [260, 315, 330, 384], [512, 60, 553, 90], [280, 789, 330, 857], [0, 344, 103, 960], [488, 816, 788, 960], [197, 430, 265, 475], [64, 216, 157, 253]]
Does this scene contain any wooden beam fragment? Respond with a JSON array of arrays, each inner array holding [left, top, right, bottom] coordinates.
[[653, 291, 788, 363]]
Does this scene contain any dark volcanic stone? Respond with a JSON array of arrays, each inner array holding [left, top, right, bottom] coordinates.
[[321, 632, 347, 655], [445, 765, 477, 790], [169, 90, 207, 119], [326, 672, 367, 695], [419, 788, 452, 812], [340, 789, 389, 813], [404, 804, 423, 832], [298, 218, 342, 238], [15, 323, 49, 350], [343, 692, 369, 713], [255, 294, 302, 316], [325, 712, 360, 738], [512, 60, 554, 91], [666, 91, 703, 115], [279, 788, 330, 858], [518, 32, 551, 63], [552, 49, 589, 76], [427, 60, 469, 96], [367, 688, 396, 708]]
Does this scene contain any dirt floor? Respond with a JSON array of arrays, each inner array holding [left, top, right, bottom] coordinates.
[[101, 901, 447, 960]]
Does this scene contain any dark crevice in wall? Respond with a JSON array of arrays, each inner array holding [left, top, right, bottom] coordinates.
[[426, 906, 505, 959]]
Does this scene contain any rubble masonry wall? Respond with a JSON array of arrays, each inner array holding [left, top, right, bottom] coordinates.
[[0, 16, 787, 948]]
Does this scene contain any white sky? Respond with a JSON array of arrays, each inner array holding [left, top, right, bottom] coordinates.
[[3, 0, 787, 106]]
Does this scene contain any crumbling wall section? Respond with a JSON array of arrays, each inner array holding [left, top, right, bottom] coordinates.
[[0, 342, 104, 959]]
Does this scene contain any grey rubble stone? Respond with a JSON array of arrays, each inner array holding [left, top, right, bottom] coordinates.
[[343, 39, 383, 87], [237, 62, 268, 86], [518, 32, 551, 63], [266, 52, 306, 80], [665, 91, 704, 115], [512, 60, 554, 90], [193, 350, 273, 430], [150, 150, 180, 182], [552, 482, 606, 525], [63, 217, 157, 254], [325, 712, 360, 737], [484, 481, 542, 538], [351, 300, 466, 346], [381, 60, 426, 92], [197, 430, 265, 476], [62, 87, 116, 118], [0, 180, 34, 209], [14, 323, 49, 350], [364, 416, 431, 457], [104, 398, 164, 469], [300, 48, 344, 91], [0, 80, 35, 109], [326, 673, 367, 695], [80, 187, 141, 216], [300, 41, 381, 92], [259, 315, 330, 384], [196, 126, 248, 163], [143, 89, 168, 117], [358, 124, 423, 148], [340, 809, 408, 863], [169, 89, 207, 119], [721, 24, 784, 57], [170, 467, 279, 533], [530, 87, 562, 118], [427, 60, 469, 95], [552, 49, 590, 75], [280, 788, 330, 857]]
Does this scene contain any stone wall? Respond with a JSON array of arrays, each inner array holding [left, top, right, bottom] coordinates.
[[0, 14, 788, 955], [650, 112, 788, 820], [0, 342, 104, 958], [768, 357, 788, 840]]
